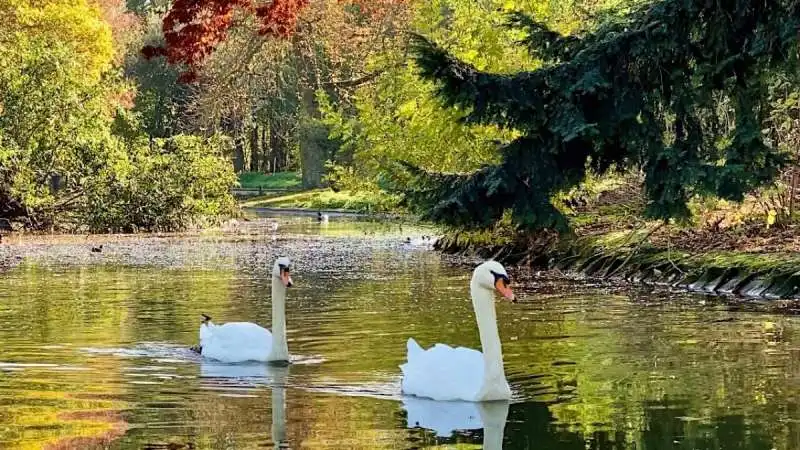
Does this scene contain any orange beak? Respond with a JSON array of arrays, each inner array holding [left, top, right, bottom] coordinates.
[[495, 279, 515, 302], [280, 270, 293, 288]]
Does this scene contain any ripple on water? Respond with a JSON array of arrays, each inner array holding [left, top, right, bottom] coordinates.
[[0, 217, 799, 449]]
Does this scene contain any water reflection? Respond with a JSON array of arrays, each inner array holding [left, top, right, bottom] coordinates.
[[1, 217, 800, 448], [403, 397, 509, 449], [199, 361, 290, 449]]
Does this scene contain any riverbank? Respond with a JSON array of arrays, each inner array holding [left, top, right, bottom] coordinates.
[[435, 183, 800, 300]]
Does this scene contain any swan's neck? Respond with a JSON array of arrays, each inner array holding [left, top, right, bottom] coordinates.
[[471, 280, 507, 398], [267, 278, 289, 361]]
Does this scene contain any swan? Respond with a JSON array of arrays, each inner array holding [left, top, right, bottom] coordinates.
[[400, 260, 516, 402], [194, 257, 293, 363], [402, 397, 509, 450]]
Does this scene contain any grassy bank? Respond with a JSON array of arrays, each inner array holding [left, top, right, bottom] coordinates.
[[237, 172, 302, 190], [240, 188, 402, 214], [435, 175, 800, 300]]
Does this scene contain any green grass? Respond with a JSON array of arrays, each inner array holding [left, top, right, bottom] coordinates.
[[237, 172, 302, 190], [241, 189, 401, 214]]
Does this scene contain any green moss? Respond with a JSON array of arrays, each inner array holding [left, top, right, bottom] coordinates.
[[691, 252, 800, 273]]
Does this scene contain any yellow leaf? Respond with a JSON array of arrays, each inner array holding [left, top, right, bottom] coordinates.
[[767, 209, 777, 227]]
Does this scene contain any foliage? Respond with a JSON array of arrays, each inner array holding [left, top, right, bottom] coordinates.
[[403, 0, 800, 231], [0, 0, 118, 226], [81, 133, 237, 233], [318, 0, 619, 214], [154, 0, 409, 187], [238, 171, 302, 190], [145, 0, 406, 82], [126, 14, 193, 139], [0, 0, 236, 232]]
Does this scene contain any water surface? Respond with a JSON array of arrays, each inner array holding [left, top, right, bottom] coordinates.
[[0, 215, 799, 449]]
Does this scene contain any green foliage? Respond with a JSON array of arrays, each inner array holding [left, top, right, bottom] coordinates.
[[319, 0, 626, 225], [0, 1, 237, 232], [126, 14, 192, 139], [404, 0, 800, 231], [238, 172, 302, 190], [0, 4, 119, 226], [81, 133, 237, 233]]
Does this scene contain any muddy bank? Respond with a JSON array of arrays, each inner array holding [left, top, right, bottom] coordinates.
[[435, 228, 800, 300]]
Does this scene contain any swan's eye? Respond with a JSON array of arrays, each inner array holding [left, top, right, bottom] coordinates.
[[490, 270, 510, 286], [492, 272, 509, 286]]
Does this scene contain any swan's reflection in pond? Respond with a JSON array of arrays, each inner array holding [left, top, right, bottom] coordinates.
[[4, 216, 800, 449], [402, 397, 509, 450], [200, 360, 289, 449]]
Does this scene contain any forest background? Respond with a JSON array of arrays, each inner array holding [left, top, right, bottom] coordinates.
[[4, 0, 800, 265]]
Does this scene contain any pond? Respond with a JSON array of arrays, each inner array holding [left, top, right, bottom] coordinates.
[[0, 215, 799, 449]]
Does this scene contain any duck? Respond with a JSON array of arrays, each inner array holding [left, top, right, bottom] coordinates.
[[269, 221, 279, 232], [193, 257, 293, 363], [400, 260, 516, 402], [91, 245, 103, 253], [317, 211, 329, 223]]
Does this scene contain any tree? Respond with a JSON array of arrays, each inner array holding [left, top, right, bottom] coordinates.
[[0, 0, 117, 226], [320, 0, 598, 186], [402, 0, 800, 231], [144, 0, 404, 81], [0, 0, 236, 231], [127, 14, 195, 140], [147, 0, 409, 186]]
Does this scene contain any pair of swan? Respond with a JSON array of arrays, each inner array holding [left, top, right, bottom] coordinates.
[[193, 257, 516, 403]]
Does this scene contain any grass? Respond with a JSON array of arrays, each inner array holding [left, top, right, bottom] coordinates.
[[241, 189, 402, 214], [237, 172, 302, 190]]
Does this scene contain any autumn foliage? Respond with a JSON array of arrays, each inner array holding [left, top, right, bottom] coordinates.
[[143, 0, 402, 82]]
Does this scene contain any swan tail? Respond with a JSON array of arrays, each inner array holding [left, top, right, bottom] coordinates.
[[406, 338, 424, 359], [199, 315, 215, 347], [399, 338, 424, 386]]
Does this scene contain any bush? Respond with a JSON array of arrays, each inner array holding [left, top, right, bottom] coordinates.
[[81, 134, 237, 232]]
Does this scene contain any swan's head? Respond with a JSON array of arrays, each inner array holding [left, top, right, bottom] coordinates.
[[272, 257, 293, 288], [472, 260, 515, 302]]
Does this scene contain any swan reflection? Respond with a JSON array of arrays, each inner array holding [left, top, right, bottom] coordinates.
[[402, 396, 509, 450], [199, 361, 289, 449]]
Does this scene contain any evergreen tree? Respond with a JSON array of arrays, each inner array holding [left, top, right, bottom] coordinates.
[[402, 0, 800, 231]]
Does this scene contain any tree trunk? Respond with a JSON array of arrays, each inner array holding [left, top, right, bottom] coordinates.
[[299, 89, 325, 188], [249, 125, 260, 172], [261, 126, 271, 173]]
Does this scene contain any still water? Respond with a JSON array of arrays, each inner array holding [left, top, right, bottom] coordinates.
[[0, 215, 799, 449]]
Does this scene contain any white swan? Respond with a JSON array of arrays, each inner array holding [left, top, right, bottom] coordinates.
[[400, 260, 516, 402], [403, 397, 509, 450], [194, 257, 293, 363]]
